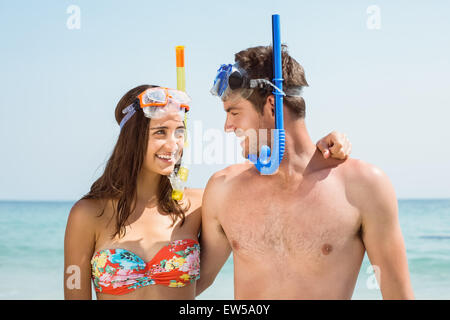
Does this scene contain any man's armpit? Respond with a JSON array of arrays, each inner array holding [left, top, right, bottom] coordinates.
[[218, 223, 227, 236]]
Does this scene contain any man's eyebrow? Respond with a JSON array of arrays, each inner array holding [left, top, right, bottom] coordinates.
[[225, 106, 240, 112]]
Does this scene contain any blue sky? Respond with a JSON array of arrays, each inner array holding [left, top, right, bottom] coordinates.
[[1, 0, 449, 200]]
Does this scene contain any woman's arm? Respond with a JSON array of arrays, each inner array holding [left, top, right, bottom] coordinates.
[[64, 199, 98, 300]]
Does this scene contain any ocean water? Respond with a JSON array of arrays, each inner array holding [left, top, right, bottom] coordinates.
[[0, 200, 449, 300]]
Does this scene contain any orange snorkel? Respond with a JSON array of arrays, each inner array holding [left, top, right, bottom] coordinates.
[[170, 46, 189, 200]]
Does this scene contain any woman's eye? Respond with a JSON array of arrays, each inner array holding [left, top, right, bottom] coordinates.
[[231, 112, 238, 116], [155, 130, 165, 135]]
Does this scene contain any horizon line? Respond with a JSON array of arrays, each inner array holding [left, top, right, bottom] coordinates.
[[1, 198, 450, 203]]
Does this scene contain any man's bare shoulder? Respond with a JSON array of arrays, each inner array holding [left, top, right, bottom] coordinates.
[[207, 162, 255, 187], [341, 158, 390, 184], [215, 162, 255, 179], [340, 158, 397, 210], [203, 163, 254, 210]]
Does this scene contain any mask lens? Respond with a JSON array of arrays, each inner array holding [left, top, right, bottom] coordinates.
[[141, 89, 167, 105], [168, 89, 191, 104], [211, 64, 233, 98], [216, 71, 228, 97], [228, 70, 243, 90], [142, 103, 186, 119]]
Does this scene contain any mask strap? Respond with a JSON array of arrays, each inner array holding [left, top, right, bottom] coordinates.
[[284, 86, 303, 97], [119, 101, 139, 129], [249, 79, 286, 96]]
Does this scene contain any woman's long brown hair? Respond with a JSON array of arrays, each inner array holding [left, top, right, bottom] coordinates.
[[81, 85, 189, 239]]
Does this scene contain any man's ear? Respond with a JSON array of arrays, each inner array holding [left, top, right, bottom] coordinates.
[[265, 95, 275, 117]]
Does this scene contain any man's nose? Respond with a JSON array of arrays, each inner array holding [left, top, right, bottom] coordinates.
[[224, 116, 235, 133]]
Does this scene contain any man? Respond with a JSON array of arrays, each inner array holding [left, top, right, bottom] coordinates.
[[197, 45, 414, 299]]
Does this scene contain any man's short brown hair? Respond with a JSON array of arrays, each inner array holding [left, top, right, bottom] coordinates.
[[234, 45, 309, 119]]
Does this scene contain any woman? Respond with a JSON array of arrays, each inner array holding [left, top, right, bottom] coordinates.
[[64, 84, 351, 300]]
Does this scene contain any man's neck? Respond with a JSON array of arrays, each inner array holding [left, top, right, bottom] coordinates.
[[275, 119, 317, 181]]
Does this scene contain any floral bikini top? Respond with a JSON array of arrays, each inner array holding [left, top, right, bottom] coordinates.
[[91, 239, 200, 295]]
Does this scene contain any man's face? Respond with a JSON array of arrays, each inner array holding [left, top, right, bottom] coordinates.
[[223, 97, 274, 158]]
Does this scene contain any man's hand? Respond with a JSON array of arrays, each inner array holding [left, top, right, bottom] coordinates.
[[316, 131, 352, 160]]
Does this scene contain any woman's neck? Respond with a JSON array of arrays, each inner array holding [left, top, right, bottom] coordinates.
[[136, 168, 161, 206]]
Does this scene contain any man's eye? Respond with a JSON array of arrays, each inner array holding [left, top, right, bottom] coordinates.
[[231, 112, 238, 116]]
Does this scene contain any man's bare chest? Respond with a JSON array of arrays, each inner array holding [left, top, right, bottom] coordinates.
[[218, 177, 361, 261]]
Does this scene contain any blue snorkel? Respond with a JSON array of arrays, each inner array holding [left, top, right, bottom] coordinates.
[[247, 14, 285, 174]]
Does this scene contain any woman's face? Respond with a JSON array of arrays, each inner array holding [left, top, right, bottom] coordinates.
[[144, 111, 185, 176]]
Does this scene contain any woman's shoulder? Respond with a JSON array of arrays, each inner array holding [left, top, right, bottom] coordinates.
[[68, 198, 112, 225], [67, 198, 117, 238], [71, 198, 105, 214]]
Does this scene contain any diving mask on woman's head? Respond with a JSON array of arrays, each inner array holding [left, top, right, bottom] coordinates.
[[210, 63, 303, 102], [120, 87, 191, 129]]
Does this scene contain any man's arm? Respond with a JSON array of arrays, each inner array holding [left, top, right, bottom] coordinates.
[[351, 162, 414, 299], [196, 172, 232, 296]]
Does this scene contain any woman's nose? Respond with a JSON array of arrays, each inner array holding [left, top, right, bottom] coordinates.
[[165, 134, 179, 151]]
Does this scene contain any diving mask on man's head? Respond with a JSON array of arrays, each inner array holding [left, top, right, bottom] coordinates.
[[210, 63, 303, 102], [120, 87, 191, 129]]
